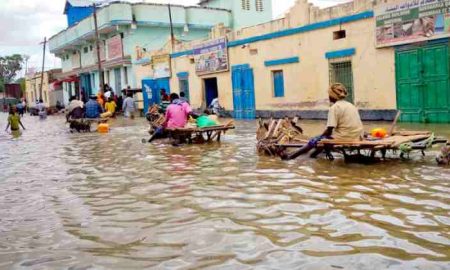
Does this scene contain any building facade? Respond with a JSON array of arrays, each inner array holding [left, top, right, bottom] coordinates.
[[49, 0, 273, 105], [147, 0, 449, 123], [25, 69, 62, 108]]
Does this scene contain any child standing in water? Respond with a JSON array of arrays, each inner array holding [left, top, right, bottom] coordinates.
[[5, 106, 26, 132]]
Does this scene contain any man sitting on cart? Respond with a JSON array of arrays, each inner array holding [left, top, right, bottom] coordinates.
[[282, 83, 364, 160], [148, 93, 192, 143]]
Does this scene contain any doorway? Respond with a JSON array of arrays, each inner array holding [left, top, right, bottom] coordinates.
[[231, 64, 256, 119], [396, 42, 450, 123], [204, 78, 218, 108]]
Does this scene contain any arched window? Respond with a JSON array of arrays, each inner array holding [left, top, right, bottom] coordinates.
[[255, 0, 264, 12], [241, 0, 250, 10]]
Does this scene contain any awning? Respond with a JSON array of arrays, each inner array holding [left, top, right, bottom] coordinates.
[[62, 76, 79, 83]]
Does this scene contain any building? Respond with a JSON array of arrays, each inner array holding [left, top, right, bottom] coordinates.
[[25, 69, 63, 108], [145, 0, 449, 123], [48, 0, 273, 105], [64, 0, 94, 27]]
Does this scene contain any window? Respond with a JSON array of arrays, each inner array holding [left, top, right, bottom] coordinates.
[[329, 59, 354, 103], [272, 70, 284, 97], [255, 0, 264, 12], [179, 78, 190, 102], [333, 30, 346, 40], [84, 47, 88, 53], [90, 45, 93, 51], [241, 0, 250, 10]]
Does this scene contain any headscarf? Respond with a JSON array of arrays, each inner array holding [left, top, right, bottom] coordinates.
[[328, 83, 348, 100]]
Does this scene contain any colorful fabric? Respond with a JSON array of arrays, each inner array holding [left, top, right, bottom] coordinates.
[[328, 83, 348, 100], [165, 101, 190, 129], [85, 100, 102, 118], [8, 113, 21, 130], [327, 100, 364, 140], [307, 135, 331, 147], [105, 101, 117, 114]]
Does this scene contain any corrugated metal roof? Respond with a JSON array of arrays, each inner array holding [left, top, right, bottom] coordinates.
[[67, 0, 94, 7]]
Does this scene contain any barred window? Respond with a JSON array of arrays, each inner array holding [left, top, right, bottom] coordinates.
[[256, 0, 263, 12], [242, 0, 250, 10], [329, 58, 354, 103]]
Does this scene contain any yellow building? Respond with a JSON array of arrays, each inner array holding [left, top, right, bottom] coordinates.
[[139, 0, 450, 122], [25, 69, 62, 108]]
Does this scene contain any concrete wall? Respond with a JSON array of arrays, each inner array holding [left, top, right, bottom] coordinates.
[[200, 0, 272, 29], [167, 0, 398, 119]]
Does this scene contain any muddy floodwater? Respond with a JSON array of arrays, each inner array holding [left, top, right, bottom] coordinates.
[[0, 113, 449, 270]]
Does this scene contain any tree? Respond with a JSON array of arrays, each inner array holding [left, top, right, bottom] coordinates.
[[15, 77, 26, 96], [0, 54, 24, 92]]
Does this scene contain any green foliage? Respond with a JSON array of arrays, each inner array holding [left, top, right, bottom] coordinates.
[[0, 54, 24, 87], [0, 77, 4, 93], [15, 77, 26, 95]]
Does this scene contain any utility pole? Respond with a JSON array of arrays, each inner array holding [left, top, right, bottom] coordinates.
[[39, 37, 46, 101], [168, 3, 175, 52], [93, 3, 104, 93]]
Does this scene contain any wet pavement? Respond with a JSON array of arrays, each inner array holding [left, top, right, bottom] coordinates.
[[0, 113, 449, 269]]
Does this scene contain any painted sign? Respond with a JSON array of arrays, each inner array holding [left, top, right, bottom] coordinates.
[[152, 54, 171, 79], [134, 46, 151, 65], [106, 35, 123, 60], [376, 0, 450, 47], [193, 37, 229, 75]]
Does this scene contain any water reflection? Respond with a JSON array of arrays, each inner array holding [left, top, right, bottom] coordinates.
[[0, 114, 449, 269]]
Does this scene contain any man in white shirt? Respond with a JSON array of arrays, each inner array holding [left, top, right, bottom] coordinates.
[[281, 83, 363, 160]]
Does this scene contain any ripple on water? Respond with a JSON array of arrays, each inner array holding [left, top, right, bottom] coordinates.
[[0, 115, 449, 269]]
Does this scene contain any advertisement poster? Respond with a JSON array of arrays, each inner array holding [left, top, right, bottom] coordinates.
[[152, 54, 171, 79], [376, 0, 450, 47], [134, 45, 151, 65], [193, 37, 229, 75], [106, 35, 123, 60]]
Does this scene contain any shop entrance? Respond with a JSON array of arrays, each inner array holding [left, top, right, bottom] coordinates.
[[204, 78, 218, 108], [396, 42, 450, 123]]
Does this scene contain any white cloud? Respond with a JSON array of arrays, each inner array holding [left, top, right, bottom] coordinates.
[[0, 0, 345, 75]]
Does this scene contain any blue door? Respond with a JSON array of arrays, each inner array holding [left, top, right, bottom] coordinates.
[[232, 65, 255, 119], [142, 78, 171, 113]]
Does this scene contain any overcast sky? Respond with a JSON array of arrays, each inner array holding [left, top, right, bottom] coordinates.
[[0, 0, 346, 77]]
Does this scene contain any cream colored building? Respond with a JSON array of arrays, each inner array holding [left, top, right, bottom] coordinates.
[[137, 0, 450, 123], [25, 69, 62, 108]]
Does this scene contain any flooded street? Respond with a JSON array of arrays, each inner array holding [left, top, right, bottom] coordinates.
[[0, 113, 449, 269]]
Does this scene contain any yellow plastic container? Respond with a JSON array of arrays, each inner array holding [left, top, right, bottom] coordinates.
[[97, 123, 109, 133], [371, 128, 387, 138]]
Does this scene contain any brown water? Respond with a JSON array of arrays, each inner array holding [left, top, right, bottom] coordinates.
[[0, 114, 449, 270]]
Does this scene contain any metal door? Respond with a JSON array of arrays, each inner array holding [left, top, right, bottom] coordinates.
[[396, 43, 450, 123], [422, 45, 449, 123], [232, 65, 256, 119], [396, 49, 422, 122]]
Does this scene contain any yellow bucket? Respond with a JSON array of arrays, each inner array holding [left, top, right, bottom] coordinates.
[[97, 123, 109, 133]]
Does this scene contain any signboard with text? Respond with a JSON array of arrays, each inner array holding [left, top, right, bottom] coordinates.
[[193, 37, 229, 75], [152, 54, 171, 79], [376, 0, 450, 47], [106, 35, 123, 60]]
